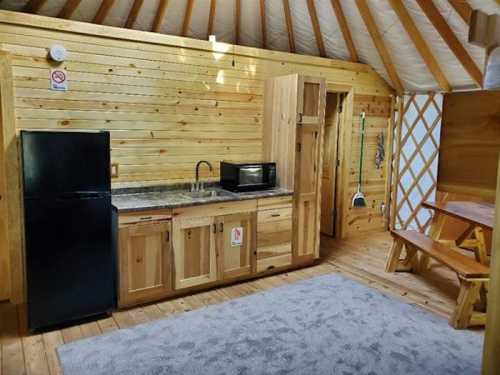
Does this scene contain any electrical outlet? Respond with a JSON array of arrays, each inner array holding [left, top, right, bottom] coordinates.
[[111, 163, 119, 178]]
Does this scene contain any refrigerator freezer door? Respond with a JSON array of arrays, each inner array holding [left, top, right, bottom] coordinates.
[[25, 195, 114, 330], [21, 131, 110, 197]]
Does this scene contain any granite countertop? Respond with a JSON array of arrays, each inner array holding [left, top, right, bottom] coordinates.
[[112, 183, 293, 213]]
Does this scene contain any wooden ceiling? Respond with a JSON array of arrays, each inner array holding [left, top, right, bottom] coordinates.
[[5, 0, 500, 93]]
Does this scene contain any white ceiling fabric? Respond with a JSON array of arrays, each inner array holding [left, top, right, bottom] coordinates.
[[0, 0, 499, 92]]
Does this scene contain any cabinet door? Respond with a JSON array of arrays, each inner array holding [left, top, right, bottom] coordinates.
[[172, 215, 217, 290], [294, 124, 321, 263], [217, 212, 256, 280], [294, 195, 316, 263], [296, 124, 321, 195], [297, 76, 326, 125], [118, 221, 172, 308]]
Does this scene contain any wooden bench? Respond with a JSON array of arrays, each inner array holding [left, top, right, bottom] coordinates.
[[387, 230, 490, 329]]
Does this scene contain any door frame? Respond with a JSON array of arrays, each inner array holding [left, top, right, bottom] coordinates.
[[322, 83, 354, 240]]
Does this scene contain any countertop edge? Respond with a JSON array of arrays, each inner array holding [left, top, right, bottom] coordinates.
[[113, 189, 294, 213]]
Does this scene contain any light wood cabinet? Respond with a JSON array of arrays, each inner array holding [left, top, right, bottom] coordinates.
[[256, 198, 293, 272], [172, 200, 257, 289], [263, 74, 326, 264], [217, 212, 256, 280], [172, 215, 218, 290], [118, 220, 172, 308]]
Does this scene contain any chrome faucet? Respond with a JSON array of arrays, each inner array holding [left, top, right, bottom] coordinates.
[[192, 160, 213, 192]]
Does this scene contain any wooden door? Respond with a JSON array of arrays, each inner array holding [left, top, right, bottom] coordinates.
[[118, 221, 172, 307], [321, 93, 341, 236], [216, 212, 256, 280], [294, 119, 323, 262], [172, 215, 217, 290], [297, 76, 326, 125]]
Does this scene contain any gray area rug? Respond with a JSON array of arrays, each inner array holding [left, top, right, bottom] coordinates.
[[58, 274, 483, 375]]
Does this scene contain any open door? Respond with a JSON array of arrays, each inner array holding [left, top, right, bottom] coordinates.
[[320, 93, 342, 237]]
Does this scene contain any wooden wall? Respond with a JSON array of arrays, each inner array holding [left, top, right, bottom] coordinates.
[[0, 10, 393, 302], [343, 95, 393, 237], [438, 90, 500, 201]]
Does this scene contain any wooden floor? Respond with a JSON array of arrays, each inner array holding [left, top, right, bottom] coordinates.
[[0, 231, 467, 375]]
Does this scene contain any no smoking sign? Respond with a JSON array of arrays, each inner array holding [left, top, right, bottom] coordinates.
[[50, 68, 68, 91]]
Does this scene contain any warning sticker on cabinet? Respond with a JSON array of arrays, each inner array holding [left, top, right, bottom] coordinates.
[[231, 227, 243, 247]]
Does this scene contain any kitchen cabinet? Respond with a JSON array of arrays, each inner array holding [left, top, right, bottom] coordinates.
[[118, 220, 172, 308], [172, 215, 218, 290], [256, 197, 293, 272], [172, 200, 257, 290], [217, 212, 256, 280], [263, 74, 326, 264]]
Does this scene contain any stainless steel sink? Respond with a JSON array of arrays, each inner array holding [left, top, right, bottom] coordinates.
[[181, 190, 233, 199]]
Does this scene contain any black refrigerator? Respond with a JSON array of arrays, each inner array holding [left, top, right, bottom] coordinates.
[[21, 130, 115, 331]]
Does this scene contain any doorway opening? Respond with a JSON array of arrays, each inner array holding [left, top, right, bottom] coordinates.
[[320, 92, 345, 238]]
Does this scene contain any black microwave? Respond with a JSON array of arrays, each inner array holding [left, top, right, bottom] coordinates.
[[220, 162, 276, 192]]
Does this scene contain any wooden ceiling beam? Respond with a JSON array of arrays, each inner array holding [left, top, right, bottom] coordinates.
[[306, 0, 326, 57], [260, 0, 267, 49], [23, 0, 47, 13], [234, 0, 241, 45], [181, 0, 194, 37], [207, 0, 216, 38], [355, 0, 404, 94], [58, 0, 82, 19], [417, 0, 482, 87], [448, 0, 472, 25], [125, 0, 143, 29], [330, 0, 358, 62], [93, 0, 115, 24], [152, 0, 169, 32], [282, 0, 296, 53], [388, 0, 451, 92]]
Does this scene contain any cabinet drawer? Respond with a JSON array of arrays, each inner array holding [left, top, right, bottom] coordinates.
[[119, 209, 172, 226], [257, 207, 292, 223], [256, 206, 292, 273], [257, 196, 293, 211]]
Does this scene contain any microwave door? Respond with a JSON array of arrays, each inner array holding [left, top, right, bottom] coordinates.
[[239, 166, 264, 186]]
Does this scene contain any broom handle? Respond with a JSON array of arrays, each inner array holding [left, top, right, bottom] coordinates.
[[358, 112, 365, 188]]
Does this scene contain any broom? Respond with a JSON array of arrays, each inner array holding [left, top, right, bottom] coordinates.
[[352, 112, 367, 207]]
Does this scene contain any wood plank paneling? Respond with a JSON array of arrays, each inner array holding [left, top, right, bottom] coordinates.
[[344, 95, 392, 237], [438, 91, 500, 200], [0, 11, 392, 302]]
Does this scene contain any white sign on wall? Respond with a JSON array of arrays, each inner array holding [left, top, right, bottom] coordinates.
[[231, 227, 243, 247], [50, 68, 68, 91]]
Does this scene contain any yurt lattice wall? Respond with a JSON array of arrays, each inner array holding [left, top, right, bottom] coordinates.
[[391, 93, 443, 232]]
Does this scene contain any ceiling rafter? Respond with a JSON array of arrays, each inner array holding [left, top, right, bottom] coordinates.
[[125, 0, 143, 29], [234, 0, 241, 45], [260, 0, 267, 49], [306, 0, 326, 57], [181, 0, 194, 37], [152, 0, 169, 33], [388, 0, 451, 92], [93, 0, 115, 24], [282, 0, 296, 53], [447, 0, 472, 25], [417, 0, 482, 88], [207, 0, 216, 38], [23, 0, 47, 13], [58, 0, 82, 19], [355, 0, 404, 94], [329, 0, 358, 62]]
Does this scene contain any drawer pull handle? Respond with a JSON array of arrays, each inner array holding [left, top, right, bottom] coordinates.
[[267, 265, 275, 271], [140, 216, 153, 221], [271, 214, 281, 217], [136, 257, 143, 263]]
